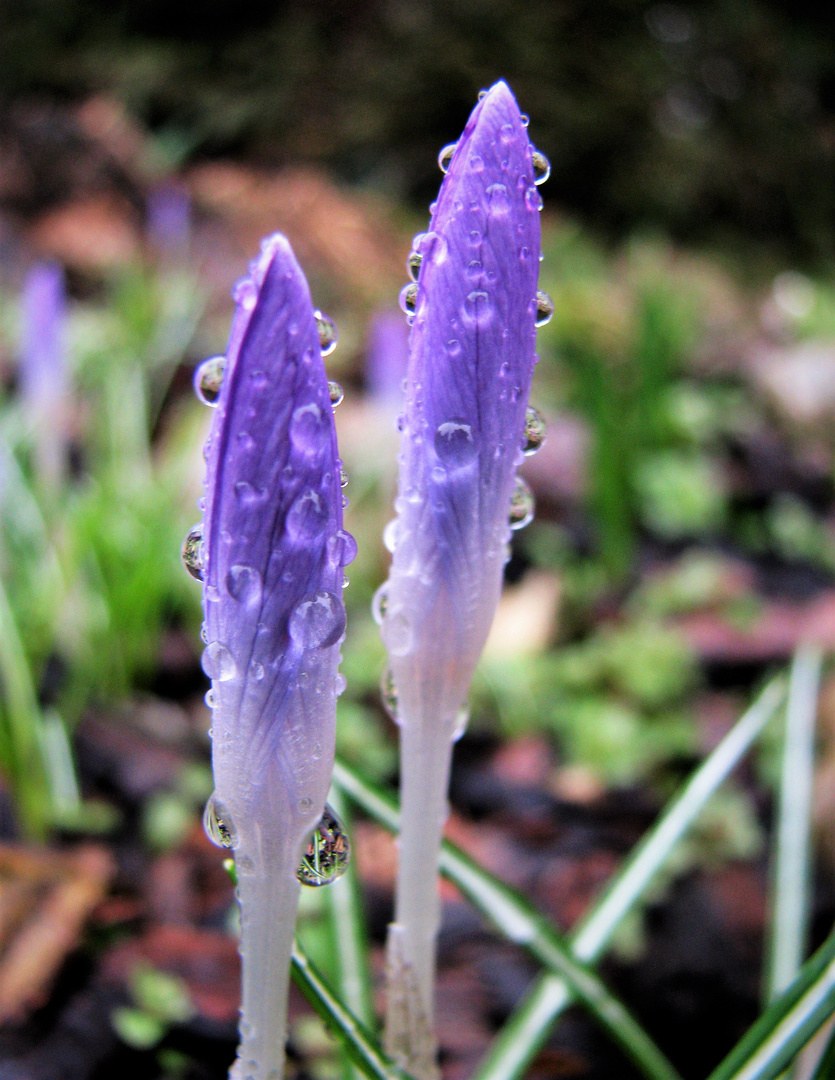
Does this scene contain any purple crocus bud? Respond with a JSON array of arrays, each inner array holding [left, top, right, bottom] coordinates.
[[20, 262, 68, 484], [379, 82, 546, 1075], [146, 182, 192, 260], [198, 233, 354, 1080], [365, 309, 409, 406]]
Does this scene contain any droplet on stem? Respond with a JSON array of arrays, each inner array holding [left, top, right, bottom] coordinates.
[[194, 356, 226, 406], [203, 794, 237, 849], [399, 283, 418, 320], [509, 476, 535, 530], [314, 311, 338, 356], [522, 406, 547, 455], [531, 149, 551, 185], [535, 290, 554, 327], [181, 523, 204, 580], [328, 380, 344, 408], [296, 804, 351, 886]]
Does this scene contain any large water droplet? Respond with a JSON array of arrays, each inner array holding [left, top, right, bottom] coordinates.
[[182, 523, 204, 580], [314, 311, 338, 356], [327, 530, 358, 567], [226, 565, 262, 605], [290, 402, 326, 457], [434, 419, 479, 470], [522, 406, 547, 455], [296, 804, 351, 887], [381, 667, 398, 721], [407, 249, 422, 282], [194, 356, 226, 406], [288, 591, 346, 649], [203, 795, 237, 849], [509, 477, 535, 530], [535, 290, 554, 327], [532, 149, 551, 185], [286, 489, 327, 540], [438, 143, 457, 173], [328, 380, 344, 408], [399, 283, 418, 319], [202, 642, 237, 681]]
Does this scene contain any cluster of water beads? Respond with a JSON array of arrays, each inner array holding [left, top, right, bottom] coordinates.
[[296, 803, 351, 886], [509, 476, 535, 530], [204, 796, 351, 888], [182, 523, 205, 580]]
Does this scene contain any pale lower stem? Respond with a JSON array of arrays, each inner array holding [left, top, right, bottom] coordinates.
[[231, 846, 302, 1080], [384, 720, 455, 1080]]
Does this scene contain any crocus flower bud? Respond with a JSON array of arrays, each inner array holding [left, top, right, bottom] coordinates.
[[199, 234, 354, 1080], [20, 262, 68, 485], [379, 81, 544, 1075]]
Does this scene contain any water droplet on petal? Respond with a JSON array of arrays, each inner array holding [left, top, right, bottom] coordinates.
[[288, 591, 346, 649], [371, 584, 388, 625], [486, 183, 511, 215], [234, 481, 267, 505], [383, 519, 398, 553], [182, 523, 204, 580], [399, 283, 418, 319], [203, 794, 237, 849], [523, 406, 547, 455], [532, 148, 551, 185], [233, 278, 257, 310], [525, 186, 544, 213], [226, 565, 262, 605], [438, 142, 457, 173], [194, 356, 226, 406], [327, 529, 357, 567], [296, 804, 351, 886], [204, 688, 215, 708], [202, 642, 237, 681], [340, 466, 349, 488], [509, 477, 535, 530], [250, 660, 265, 681], [535, 290, 554, 327], [434, 419, 479, 470], [290, 402, 326, 456], [314, 311, 338, 356], [478, 89, 487, 101], [407, 249, 422, 282], [463, 290, 493, 327], [520, 113, 530, 127], [381, 667, 399, 721], [286, 489, 327, 540], [452, 705, 470, 741], [328, 380, 344, 408]]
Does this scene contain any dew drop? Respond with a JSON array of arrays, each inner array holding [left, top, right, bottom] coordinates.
[[314, 311, 338, 356], [383, 519, 398, 553], [520, 113, 530, 127], [340, 466, 349, 488], [335, 672, 347, 696], [233, 278, 257, 310], [327, 529, 358, 567], [532, 149, 551, 185], [226, 565, 262, 605], [290, 402, 326, 456], [434, 419, 479, 470], [286, 489, 327, 541], [288, 591, 346, 650], [328, 380, 344, 408], [535, 290, 554, 328], [399, 283, 418, 319], [486, 183, 511, 215], [509, 477, 535, 530], [204, 688, 214, 708], [525, 186, 544, 213], [342, 575, 349, 588], [382, 609, 413, 657], [203, 794, 237, 849], [371, 583, 388, 625], [407, 249, 422, 282], [200, 623, 209, 644], [522, 406, 547, 455], [296, 804, 351, 887], [478, 89, 487, 101], [249, 660, 265, 682], [381, 667, 398, 721], [452, 705, 470, 741], [438, 142, 457, 173], [463, 290, 493, 327], [194, 356, 226, 406], [470, 155, 485, 173], [181, 523, 204, 581], [202, 641, 237, 681]]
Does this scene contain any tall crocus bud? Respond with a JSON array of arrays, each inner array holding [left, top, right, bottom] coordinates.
[[20, 262, 68, 486], [378, 82, 548, 1076], [196, 234, 354, 1080]]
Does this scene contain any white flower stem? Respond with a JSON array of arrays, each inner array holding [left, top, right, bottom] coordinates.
[[385, 718, 455, 1080], [231, 843, 302, 1080]]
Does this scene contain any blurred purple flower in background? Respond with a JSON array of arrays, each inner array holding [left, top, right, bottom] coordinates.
[[192, 233, 354, 1080], [146, 182, 192, 261], [20, 262, 68, 485], [377, 81, 548, 1075], [365, 308, 409, 407]]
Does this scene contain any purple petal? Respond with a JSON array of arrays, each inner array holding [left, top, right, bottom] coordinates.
[[20, 262, 66, 410], [381, 81, 540, 722], [202, 233, 349, 828]]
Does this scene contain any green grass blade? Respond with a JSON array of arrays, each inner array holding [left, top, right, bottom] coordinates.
[[807, 1019, 835, 1080], [766, 647, 823, 1002], [290, 941, 413, 1080], [326, 787, 377, 1080], [471, 675, 786, 1080], [708, 929, 835, 1080], [332, 762, 682, 1080]]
